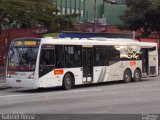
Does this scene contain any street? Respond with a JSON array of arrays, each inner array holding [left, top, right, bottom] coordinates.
[[0, 76, 160, 114]]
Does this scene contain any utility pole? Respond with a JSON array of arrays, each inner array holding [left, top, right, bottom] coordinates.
[[93, 0, 97, 32], [74, 0, 77, 24], [70, 0, 72, 14], [83, 0, 86, 22], [79, 0, 81, 22], [74, 0, 77, 13], [55, 0, 57, 15], [65, 0, 67, 14], [102, 0, 105, 17], [60, 0, 62, 14]]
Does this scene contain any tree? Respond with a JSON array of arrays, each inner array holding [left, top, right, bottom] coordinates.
[[53, 14, 79, 32], [0, 0, 57, 34], [121, 0, 160, 68], [121, 0, 160, 37]]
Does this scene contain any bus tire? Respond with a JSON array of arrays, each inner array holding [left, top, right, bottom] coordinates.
[[123, 69, 132, 83], [133, 69, 141, 82], [63, 73, 72, 90]]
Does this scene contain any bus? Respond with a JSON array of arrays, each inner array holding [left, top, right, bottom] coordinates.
[[6, 37, 158, 90]]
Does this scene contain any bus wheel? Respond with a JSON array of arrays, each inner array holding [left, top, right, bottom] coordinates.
[[63, 73, 72, 90], [133, 69, 141, 82], [123, 69, 132, 83]]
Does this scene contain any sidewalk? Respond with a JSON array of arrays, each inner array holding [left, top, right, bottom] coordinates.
[[0, 65, 7, 89], [0, 74, 159, 90], [0, 76, 7, 90]]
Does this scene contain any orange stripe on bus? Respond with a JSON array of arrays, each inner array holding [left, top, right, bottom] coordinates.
[[130, 61, 136, 66], [54, 69, 64, 75]]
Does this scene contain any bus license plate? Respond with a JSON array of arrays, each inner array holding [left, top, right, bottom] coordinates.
[[16, 80, 21, 83]]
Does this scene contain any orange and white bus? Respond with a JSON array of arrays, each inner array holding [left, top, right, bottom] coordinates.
[[6, 37, 158, 90]]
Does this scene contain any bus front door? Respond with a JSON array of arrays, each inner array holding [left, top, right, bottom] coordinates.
[[82, 48, 93, 83]]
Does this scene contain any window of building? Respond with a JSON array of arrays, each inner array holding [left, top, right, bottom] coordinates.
[[67, 8, 70, 14], [62, 7, 65, 15], [76, 9, 79, 14], [72, 9, 74, 14], [81, 10, 83, 17]]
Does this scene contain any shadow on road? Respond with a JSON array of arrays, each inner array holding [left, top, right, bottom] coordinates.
[[8, 78, 155, 94]]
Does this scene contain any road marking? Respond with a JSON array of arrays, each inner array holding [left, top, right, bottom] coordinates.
[[0, 85, 159, 99], [66, 89, 102, 93], [0, 88, 102, 98], [0, 94, 28, 98]]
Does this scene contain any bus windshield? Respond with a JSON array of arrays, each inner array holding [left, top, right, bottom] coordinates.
[[8, 40, 40, 71], [8, 47, 39, 71]]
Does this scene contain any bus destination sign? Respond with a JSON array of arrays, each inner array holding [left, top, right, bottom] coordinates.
[[12, 40, 39, 47]]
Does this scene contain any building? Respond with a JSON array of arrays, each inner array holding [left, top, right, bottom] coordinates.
[[52, 0, 126, 25]]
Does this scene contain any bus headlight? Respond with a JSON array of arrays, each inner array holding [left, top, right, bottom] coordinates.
[[7, 71, 14, 78], [7, 73, 11, 78], [28, 73, 35, 79]]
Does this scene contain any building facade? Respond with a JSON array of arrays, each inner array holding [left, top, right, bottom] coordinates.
[[52, 0, 126, 25]]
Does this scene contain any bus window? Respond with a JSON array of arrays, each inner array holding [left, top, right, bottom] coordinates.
[[55, 45, 64, 68], [39, 49, 55, 77], [94, 46, 120, 66], [64, 46, 82, 68]]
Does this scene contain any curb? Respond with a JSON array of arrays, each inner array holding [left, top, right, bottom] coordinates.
[[0, 76, 7, 90], [0, 83, 7, 90]]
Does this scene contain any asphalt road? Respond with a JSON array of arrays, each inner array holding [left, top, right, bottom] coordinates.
[[0, 76, 160, 114]]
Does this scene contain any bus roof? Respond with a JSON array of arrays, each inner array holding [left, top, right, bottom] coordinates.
[[41, 37, 157, 48], [12, 37, 41, 41]]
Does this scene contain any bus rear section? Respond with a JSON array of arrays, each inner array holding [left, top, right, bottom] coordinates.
[[6, 38, 41, 89], [140, 42, 158, 77]]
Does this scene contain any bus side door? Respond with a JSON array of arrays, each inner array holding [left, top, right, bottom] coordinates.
[[82, 47, 93, 83], [39, 45, 56, 87]]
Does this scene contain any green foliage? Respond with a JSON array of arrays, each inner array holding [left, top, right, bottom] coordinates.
[[121, 0, 160, 38], [0, 0, 78, 34], [53, 14, 79, 32], [0, 0, 56, 31], [42, 33, 59, 38]]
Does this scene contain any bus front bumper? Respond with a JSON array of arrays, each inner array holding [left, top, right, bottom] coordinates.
[[6, 78, 39, 89]]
